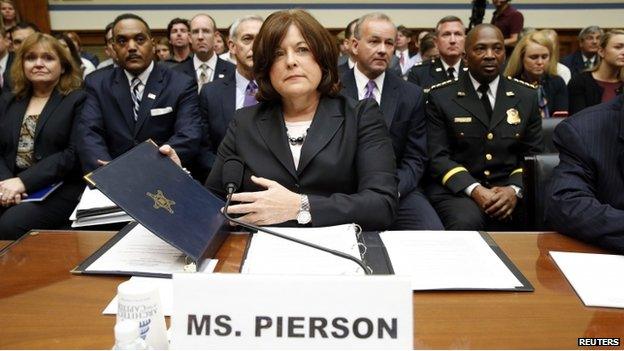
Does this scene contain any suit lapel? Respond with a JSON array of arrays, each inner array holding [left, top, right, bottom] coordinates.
[[134, 65, 165, 136], [9, 96, 28, 150], [341, 69, 358, 100], [490, 77, 520, 129], [111, 67, 136, 132], [34, 89, 62, 140], [297, 97, 344, 175], [255, 103, 297, 179], [379, 73, 398, 127], [214, 58, 229, 81], [453, 76, 489, 127], [221, 76, 236, 124]]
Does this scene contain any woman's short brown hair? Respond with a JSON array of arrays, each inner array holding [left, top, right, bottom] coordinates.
[[10, 33, 82, 98], [253, 9, 340, 103]]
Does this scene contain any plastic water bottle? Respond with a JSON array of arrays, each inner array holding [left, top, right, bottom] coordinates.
[[112, 320, 150, 350]]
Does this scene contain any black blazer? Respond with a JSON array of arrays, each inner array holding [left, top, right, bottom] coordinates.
[[516, 74, 568, 116], [77, 63, 202, 173], [0, 89, 86, 191], [193, 71, 237, 179], [205, 96, 398, 230], [173, 56, 235, 87], [546, 96, 624, 253], [561, 51, 588, 77], [340, 68, 428, 196], [568, 71, 602, 115], [1, 52, 14, 95]]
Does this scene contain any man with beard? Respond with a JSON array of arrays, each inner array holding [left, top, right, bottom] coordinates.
[[77, 13, 201, 173], [426, 24, 543, 230]]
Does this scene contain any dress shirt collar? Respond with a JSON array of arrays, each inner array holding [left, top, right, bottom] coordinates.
[[395, 48, 410, 58], [194, 52, 217, 73], [353, 63, 385, 105], [469, 72, 499, 107], [0, 52, 8, 73], [348, 57, 356, 69], [440, 58, 461, 77], [124, 60, 154, 86], [582, 54, 596, 65]]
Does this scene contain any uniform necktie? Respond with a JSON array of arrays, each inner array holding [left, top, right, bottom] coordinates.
[[364, 80, 377, 100], [477, 84, 493, 118], [130, 77, 142, 121], [447, 66, 456, 80], [198, 63, 209, 91], [243, 81, 258, 107]]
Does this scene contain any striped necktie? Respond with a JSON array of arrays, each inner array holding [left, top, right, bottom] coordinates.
[[130, 77, 142, 121]]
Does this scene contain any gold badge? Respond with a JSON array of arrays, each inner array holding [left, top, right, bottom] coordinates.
[[506, 108, 521, 125], [454, 117, 472, 123], [147, 190, 176, 214]]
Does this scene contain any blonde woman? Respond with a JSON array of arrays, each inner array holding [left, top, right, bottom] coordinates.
[[505, 30, 568, 117]]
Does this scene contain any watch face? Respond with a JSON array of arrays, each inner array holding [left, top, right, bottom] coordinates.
[[297, 210, 311, 224]]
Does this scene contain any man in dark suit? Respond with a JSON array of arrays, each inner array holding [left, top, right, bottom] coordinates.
[[426, 24, 543, 230], [174, 14, 235, 93], [77, 13, 202, 173], [546, 96, 624, 253], [408, 16, 467, 91], [342, 13, 443, 230], [337, 19, 357, 76], [0, 27, 13, 94], [193, 15, 263, 182], [561, 26, 603, 76]]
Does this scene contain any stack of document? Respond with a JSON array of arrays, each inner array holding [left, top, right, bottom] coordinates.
[[241, 224, 365, 275], [380, 231, 527, 291], [69, 186, 132, 227]]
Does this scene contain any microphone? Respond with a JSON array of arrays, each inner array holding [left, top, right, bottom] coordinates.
[[220, 156, 372, 275]]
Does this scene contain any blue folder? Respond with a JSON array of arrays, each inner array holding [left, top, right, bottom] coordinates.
[[84, 140, 228, 266]]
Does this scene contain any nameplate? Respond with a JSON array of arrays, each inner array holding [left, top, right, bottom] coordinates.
[[170, 274, 412, 349]]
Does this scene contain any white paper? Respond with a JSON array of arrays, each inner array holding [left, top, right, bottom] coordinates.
[[550, 251, 624, 308], [70, 186, 131, 226], [242, 224, 364, 275], [103, 260, 218, 316], [85, 223, 210, 275], [380, 231, 522, 290]]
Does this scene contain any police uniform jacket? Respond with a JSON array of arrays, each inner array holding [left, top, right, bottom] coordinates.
[[426, 74, 544, 194], [407, 58, 467, 91]]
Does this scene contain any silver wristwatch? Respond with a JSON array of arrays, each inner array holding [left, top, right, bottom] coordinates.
[[296, 194, 311, 225]]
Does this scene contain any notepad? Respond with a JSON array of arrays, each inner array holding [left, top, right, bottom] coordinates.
[[22, 182, 63, 202]]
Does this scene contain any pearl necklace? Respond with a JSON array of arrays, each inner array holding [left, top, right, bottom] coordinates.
[[287, 128, 308, 146]]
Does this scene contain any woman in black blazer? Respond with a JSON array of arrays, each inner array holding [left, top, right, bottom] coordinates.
[[504, 30, 568, 117], [0, 33, 85, 239], [165, 10, 398, 230], [568, 29, 624, 115]]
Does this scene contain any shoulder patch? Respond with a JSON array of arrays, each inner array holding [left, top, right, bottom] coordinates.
[[507, 76, 537, 89], [429, 79, 456, 91]]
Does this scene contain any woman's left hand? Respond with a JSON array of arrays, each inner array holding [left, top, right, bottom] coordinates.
[[228, 175, 301, 226], [0, 177, 27, 207]]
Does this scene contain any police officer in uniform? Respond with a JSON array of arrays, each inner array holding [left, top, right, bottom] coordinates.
[[408, 16, 467, 91], [426, 24, 543, 230]]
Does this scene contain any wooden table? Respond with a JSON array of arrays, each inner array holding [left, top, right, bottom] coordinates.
[[0, 230, 622, 349]]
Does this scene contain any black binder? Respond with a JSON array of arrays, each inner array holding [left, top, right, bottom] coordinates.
[[76, 140, 228, 274]]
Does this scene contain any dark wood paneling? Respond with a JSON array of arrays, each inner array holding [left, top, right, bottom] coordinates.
[[14, 0, 50, 33]]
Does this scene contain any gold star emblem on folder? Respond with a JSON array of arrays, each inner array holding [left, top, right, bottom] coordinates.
[[147, 190, 175, 214]]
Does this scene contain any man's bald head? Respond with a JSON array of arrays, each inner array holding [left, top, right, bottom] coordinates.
[[465, 24, 506, 84], [465, 24, 504, 51]]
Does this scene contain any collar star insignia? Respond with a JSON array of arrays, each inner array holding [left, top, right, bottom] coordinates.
[[147, 190, 176, 214]]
